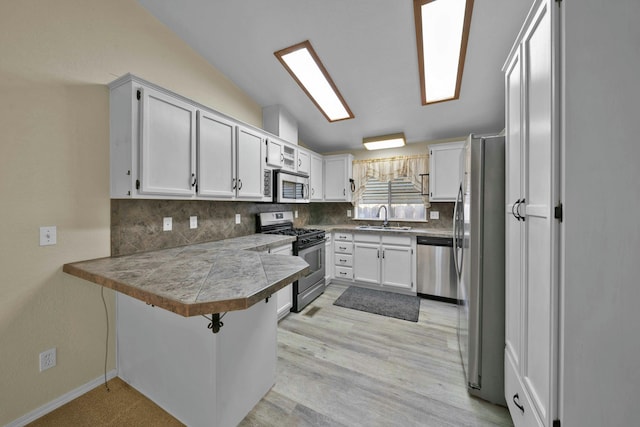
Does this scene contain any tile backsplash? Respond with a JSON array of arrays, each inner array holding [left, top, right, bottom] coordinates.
[[111, 200, 454, 256]]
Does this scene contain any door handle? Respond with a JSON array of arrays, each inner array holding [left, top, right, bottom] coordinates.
[[516, 198, 526, 221], [512, 393, 525, 413], [512, 198, 521, 220]]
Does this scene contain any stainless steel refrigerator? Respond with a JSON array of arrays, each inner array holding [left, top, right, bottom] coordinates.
[[453, 134, 505, 405]]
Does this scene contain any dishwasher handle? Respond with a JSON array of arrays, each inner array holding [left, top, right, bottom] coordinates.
[[416, 236, 453, 247]]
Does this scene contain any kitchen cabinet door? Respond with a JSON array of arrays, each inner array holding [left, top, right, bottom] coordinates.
[[324, 154, 354, 202], [265, 138, 284, 168], [381, 245, 413, 291], [197, 110, 236, 198], [310, 154, 324, 201], [297, 149, 310, 175], [504, 1, 560, 426], [139, 86, 196, 197], [353, 242, 380, 285], [428, 141, 464, 202], [236, 126, 265, 200]]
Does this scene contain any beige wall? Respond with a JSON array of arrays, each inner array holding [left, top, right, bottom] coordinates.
[[0, 1, 262, 424]]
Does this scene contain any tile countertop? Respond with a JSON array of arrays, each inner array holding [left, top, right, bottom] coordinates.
[[310, 224, 454, 238], [63, 234, 309, 317]]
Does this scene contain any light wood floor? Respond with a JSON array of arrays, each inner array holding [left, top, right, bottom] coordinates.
[[31, 283, 512, 426], [240, 283, 512, 426]]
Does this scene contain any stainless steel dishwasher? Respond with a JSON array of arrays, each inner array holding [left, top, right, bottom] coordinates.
[[416, 235, 456, 302]]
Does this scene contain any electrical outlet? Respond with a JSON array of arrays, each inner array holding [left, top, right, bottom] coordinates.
[[39, 348, 56, 372], [39, 226, 57, 246], [163, 217, 172, 231], [294, 210, 298, 219], [190, 216, 198, 229], [347, 210, 352, 218], [430, 211, 440, 220], [235, 214, 241, 224]]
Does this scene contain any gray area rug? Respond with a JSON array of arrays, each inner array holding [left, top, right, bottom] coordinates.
[[333, 286, 420, 322]]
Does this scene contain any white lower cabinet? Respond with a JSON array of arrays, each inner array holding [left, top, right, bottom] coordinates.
[[270, 244, 293, 320], [338, 232, 415, 294]]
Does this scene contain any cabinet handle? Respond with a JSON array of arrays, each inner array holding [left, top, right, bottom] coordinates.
[[343, 189, 346, 196], [232, 178, 236, 190], [377, 250, 380, 258], [340, 258, 347, 263], [339, 246, 346, 250], [516, 198, 526, 221], [382, 250, 385, 259], [280, 153, 284, 163], [340, 272, 347, 276], [511, 198, 521, 220], [512, 394, 525, 413], [312, 188, 315, 195], [298, 158, 302, 167], [238, 179, 243, 190], [191, 173, 197, 188]]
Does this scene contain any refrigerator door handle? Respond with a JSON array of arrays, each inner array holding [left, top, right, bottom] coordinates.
[[453, 183, 463, 277]]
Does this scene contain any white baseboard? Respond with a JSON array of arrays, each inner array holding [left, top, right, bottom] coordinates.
[[6, 370, 117, 427]]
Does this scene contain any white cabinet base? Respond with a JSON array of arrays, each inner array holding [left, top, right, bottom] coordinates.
[[117, 293, 276, 427]]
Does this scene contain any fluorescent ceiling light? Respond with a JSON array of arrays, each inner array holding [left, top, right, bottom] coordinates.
[[275, 40, 354, 122], [414, 0, 473, 104], [363, 133, 406, 151]]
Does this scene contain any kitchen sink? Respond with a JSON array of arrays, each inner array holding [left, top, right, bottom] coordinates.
[[355, 225, 412, 231]]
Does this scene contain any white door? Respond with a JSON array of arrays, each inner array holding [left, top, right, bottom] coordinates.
[[197, 110, 236, 199], [310, 154, 324, 201], [265, 139, 283, 168], [297, 149, 310, 175], [353, 243, 380, 285], [429, 142, 464, 201], [504, 44, 524, 375], [504, 2, 559, 426], [236, 127, 264, 200], [381, 245, 413, 290], [139, 86, 196, 196], [324, 157, 347, 201]]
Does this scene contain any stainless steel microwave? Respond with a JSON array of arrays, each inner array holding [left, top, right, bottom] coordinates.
[[274, 170, 309, 203]]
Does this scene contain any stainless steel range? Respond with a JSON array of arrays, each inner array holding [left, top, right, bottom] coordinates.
[[257, 212, 326, 312]]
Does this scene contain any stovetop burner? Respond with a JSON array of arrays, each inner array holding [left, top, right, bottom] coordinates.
[[266, 228, 324, 237]]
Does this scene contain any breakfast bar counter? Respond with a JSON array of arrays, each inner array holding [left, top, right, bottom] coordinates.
[[63, 234, 308, 427]]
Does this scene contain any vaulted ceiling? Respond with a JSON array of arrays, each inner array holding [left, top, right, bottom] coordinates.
[[136, 0, 531, 153]]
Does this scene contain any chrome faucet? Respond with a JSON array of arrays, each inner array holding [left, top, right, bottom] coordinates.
[[377, 205, 389, 227]]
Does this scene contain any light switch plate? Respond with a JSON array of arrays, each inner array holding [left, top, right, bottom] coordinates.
[[163, 217, 172, 231], [430, 211, 440, 220], [294, 210, 298, 219], [235, 214, 241, 224], [39, 226, 57, 246], [347, 210, 352, 218], [189, 216, 197, 229]]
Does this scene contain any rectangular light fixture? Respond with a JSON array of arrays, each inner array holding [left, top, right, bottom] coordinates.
[[363, 133, 406, 151], [414, 0, 474, 105], [275, 40, 354, 122]]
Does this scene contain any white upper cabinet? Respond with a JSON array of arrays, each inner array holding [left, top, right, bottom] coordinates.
[[197, 110, 236, 199], [428, 141, 464, 202], [297, 149, 310, 175], [236, 126, 266, 200], [323, 154, 354, 202], [139, 86, 197, 197], [109, 75, 271, 201], [310, 153, 324, 201], [265, 138, 284, 168]]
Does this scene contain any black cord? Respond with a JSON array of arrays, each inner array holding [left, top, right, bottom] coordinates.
[[100, 287, 110, 392]]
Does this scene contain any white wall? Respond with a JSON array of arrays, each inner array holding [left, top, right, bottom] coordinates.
[[0, 1, 261, 424], [562, 1, 640, 425]]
